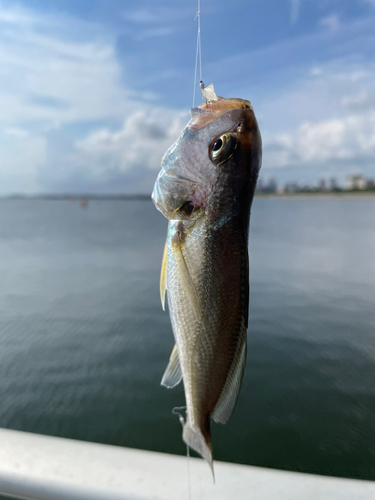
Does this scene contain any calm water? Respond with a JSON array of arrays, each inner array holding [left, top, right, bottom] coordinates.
[[0, 198, 374, 480]]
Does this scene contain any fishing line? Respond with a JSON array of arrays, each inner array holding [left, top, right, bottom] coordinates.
[[172, 406, 192, 500], [193, 0, 203, 107], [172, 405, 187, 424], [186, 443, 192, 500]]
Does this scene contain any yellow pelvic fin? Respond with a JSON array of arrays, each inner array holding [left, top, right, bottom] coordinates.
[[160, 241, 168, 311]]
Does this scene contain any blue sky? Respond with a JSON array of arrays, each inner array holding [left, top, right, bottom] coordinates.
[[0, 0, 374, 193]]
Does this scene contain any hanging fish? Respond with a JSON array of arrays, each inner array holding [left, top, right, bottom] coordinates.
[[152, 93, 262, 474]]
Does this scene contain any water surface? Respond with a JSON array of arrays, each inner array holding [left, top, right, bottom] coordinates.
[[0, 198, 374, 480]]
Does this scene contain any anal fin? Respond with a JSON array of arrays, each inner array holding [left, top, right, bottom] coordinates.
[[212, 328, 247, 424]]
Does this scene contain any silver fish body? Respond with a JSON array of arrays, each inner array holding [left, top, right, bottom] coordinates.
[[152, 98, 262, 472]]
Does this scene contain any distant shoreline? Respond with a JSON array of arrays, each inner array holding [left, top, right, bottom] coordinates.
[[0, 194, 151, 201], [1, 192, 375, 201], [254, 192, 375, 199]]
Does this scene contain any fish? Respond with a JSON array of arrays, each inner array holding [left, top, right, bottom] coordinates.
[[152, 95, 262, 474]]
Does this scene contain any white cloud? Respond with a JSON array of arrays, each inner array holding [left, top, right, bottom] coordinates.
[[263, 111, 375, 183], [121, 5, 196, 42], [258, 59, 375, 182], [0, 10, 133, 127], [0, 2, 185, 194], [75, 110, 187, 174], [0, 3, 129, 193], [319, 14, 340, 32], [134, 27, 175, 41], [0, 130, 46, 192], [254, 56, 375, 135], [0, 1, 374, 193], [4, 127, 29, 138], [341, 91, 375, 110], [309, 67, 324, 77], [289, 0, 300, 24], [36, 110, 188, 194], [123, 6, 195, 24]]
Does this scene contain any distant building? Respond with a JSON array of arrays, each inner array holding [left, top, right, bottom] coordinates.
[[256, 174, 373, 195], [256, 178, 278, 193], [345, 174, 369, 190], [300, 184, 313, 191], [266, 178, 277, 193], [318, 178, 327, 191], [329, 177, 339, 190], [256, 178, 264, 191], [284, 182, 299, 193]]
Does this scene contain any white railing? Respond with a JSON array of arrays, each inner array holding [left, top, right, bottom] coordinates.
[[0, 428, 373, 500]]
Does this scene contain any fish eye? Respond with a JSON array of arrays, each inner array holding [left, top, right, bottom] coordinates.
[[212, 138, 223, 152], [209, 133, 237, 166]]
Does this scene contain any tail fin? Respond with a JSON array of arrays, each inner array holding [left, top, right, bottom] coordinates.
[[182, 418, 215, 480]]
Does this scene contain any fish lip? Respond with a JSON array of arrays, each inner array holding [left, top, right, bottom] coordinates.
[[152, 173, 207, 220]]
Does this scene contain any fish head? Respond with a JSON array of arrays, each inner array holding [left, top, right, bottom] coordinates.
[[152, 97, 262, 220]]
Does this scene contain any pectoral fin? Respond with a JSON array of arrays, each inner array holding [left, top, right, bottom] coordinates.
[[160, 241, 168, 311], [171, 233, 201, 322], [161, 344, 182, 389]]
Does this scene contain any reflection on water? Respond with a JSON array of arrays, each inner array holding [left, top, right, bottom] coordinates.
[[0, 198, 374, 480]]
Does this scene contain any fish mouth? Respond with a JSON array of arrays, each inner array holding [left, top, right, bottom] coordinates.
[[152, 174, 207, 221], [189, 97, 253, 131]]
